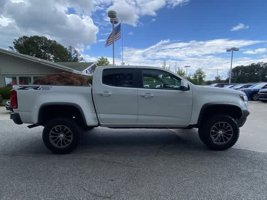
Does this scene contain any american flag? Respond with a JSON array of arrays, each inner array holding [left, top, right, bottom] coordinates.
[[105, 23, 121, 47]]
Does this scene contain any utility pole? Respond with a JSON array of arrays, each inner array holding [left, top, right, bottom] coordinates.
[[184, 65, 190, 78], [226, 47, 239, 83]]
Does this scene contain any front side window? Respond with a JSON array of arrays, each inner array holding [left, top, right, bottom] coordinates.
[[142, 69, 181, 90], [102, 68, 135, 88]]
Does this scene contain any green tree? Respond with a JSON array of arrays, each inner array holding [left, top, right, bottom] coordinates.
[[176, 67, 186, 77], [96, 57, 110, 66], [13, 35, 82, 62], [231, 62, 267, 83], [67, 46, 83, 62], [191, 68, 206, 85]]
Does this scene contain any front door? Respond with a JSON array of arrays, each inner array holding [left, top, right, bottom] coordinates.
[[137, 69, 193, 127]]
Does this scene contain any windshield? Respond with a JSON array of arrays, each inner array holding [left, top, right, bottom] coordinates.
[[232, 84, 243, 89], [249, 83, 265, 89]]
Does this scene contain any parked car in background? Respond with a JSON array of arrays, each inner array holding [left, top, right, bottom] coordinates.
[[258, 88, 267, 102], [232, 83, 254, 90], [240, 82, 267, 101], [209, 83, 232, 88], [223, 84, 235, 88]]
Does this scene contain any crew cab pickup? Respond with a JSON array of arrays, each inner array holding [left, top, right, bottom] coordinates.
[[10, 66, 249, 154]]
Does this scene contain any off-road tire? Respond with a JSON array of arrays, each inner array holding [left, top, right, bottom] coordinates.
[[42, 118, 81, 154], [199, 115, 239, 150]]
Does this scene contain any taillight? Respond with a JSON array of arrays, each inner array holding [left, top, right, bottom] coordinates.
[[10, 90, 18, 109]]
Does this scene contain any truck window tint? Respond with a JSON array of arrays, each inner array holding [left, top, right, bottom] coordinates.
[[102, 69, 135, 87], [142, 69, 181, 90]]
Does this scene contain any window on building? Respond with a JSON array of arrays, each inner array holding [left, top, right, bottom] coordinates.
[[19, 77, 32, 85], [33, 76, 42, 83], [4, 77, 17, 86]]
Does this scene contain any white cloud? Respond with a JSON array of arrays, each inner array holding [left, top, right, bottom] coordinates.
[[167, 0, 189, 7], [69, 0, 94, 14], [9, 0, 25, 3], [107, 1, 140, 26], [80, 38, 267, 80], [98, 39, 106, 42], [107, 0, 189, 26], [243, 48, 267, 55], [124, 39, 261, 60], [0, 15, 13, 27], [120, 39, 265, 80], [0, 0, 99, 49], [231, 23, 249, 32], [0, 0, 189, 49]]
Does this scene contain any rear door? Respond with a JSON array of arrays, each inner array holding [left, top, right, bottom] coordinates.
[[137, 68, 193, 127], [93, 68, 138, 126]]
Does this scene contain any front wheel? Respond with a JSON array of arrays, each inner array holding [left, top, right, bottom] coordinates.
[[198, 115, 239, 150], [42, 118, 81, 154]]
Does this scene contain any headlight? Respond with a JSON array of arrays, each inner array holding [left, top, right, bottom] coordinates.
[[240, 94, 248, 103]]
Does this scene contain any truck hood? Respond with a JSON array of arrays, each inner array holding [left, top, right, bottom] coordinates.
[[193, 85, 244, 96]]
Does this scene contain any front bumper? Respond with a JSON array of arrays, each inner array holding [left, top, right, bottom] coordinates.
[[237, 110, 250, 127], [10, 112, 23, 125], [258, 93, 267, 101]]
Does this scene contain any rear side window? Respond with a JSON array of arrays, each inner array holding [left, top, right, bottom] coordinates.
[[102, 68, 135, 88]]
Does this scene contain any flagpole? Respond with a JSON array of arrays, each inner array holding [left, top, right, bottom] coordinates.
[[121, 23, 124, 65], [108, 10, 118, 66], [112, 22, 115, 65]]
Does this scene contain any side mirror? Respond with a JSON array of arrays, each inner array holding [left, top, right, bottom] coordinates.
[[180, 80, 189, 91]]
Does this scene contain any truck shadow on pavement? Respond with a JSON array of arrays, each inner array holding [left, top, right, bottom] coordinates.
[[0, 123, 222, 155], [77, 128, 206, 154]]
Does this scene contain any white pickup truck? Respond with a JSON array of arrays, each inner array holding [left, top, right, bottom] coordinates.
[[10, 66, 249, 154]]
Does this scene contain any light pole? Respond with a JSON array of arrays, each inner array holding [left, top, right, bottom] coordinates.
[[226, 47, 239, 84], [184, 65, 190, 78], [108, 10, 118, 66]]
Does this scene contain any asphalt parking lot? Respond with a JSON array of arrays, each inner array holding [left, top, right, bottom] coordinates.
[[0, 102, 267, 200]]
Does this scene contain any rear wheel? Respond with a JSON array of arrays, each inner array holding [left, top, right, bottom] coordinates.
[[199, 115, 239, 150], [42, 118, 81, 154]]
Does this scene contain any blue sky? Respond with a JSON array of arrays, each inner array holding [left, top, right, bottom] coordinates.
[[1, 0, 267, 79]]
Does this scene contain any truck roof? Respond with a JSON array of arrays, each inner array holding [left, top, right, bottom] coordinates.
[[97, 65, 167, 70], [96, 65, 182, 79]]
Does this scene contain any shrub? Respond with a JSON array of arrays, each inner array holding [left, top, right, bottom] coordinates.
[[0, 86, 12, 99], [34, 72, 90, 86], [87, 76, 93, 84]]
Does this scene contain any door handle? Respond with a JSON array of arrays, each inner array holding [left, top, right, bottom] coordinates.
[[100, 91, 112, 97], [141, 93, 154, 98]]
